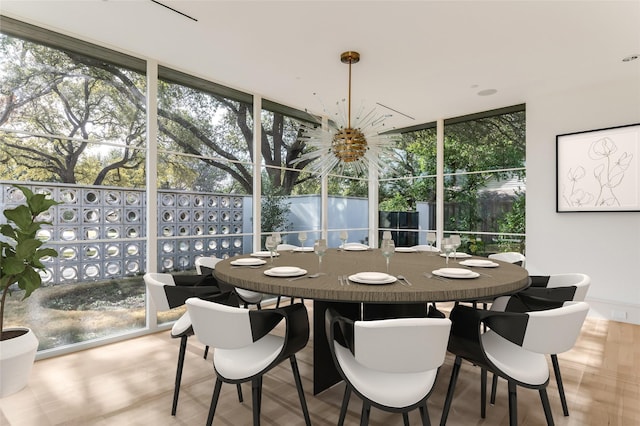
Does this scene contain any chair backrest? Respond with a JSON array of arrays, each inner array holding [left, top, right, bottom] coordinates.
[[352, 317, 451, 374], [186, 297, 253, 349], [144, 272, 175, 311], [276, 243, 298, 251], [546, 273, 590, 301], [522, 301, 589, 354], [488, 251, 526, 266], [195, 256, 222, 275], [411, 244, 440, 252]]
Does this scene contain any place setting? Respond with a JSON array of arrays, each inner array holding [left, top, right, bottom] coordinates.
[[264, 266, 307, 278], [346, 272, 396, 285], [430, 267, 480, 279], [230, 258, 266, 269], [459, 259, 499, 268]]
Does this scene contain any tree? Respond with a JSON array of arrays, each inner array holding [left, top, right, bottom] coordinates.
[[0, 34, 314, 195], [0, 37, 146, 186]]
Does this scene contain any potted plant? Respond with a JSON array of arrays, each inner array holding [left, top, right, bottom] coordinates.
[[0, 185, 59, 397]]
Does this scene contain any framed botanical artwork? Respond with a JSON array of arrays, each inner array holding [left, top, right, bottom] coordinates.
[[556, 123, 639, 212]]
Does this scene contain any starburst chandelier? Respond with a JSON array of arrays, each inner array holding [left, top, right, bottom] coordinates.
[[294, 51, 397, 176]]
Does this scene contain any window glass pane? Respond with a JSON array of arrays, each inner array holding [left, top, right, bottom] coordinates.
[[444, 109, 526, 255], [0, 32, 147, 350], [380, 128, 437, 246], [328, 172, 369, 248], [260, 108, 321, 246]]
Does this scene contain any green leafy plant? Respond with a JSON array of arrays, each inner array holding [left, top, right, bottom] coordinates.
[[1, 185, 60, 339]]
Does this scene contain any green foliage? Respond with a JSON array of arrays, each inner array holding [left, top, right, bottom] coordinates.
[[498, 190, 526, 234], [260, 178, 291, 235], [1, 185, 60, 335], [379, 193, 411, 211]]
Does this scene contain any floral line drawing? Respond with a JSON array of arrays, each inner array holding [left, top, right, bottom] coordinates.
[[558, 124, 639, 212], [588, 137, 633, 207]]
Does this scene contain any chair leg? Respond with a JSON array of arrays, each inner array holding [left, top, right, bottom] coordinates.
[[237, 383, 244, 403], [507, 380, 518, 426], [402, 412, 410, 426], [256, 302, 262, 310], [338, 386, 352, 426], [551, 354, 569, 416], [252, 377, 262, 426], [490, 373, 498, 404], [440, 356, 462, 426], [360, 402, 370, 426], [203, 345, 209, 360], [276, 296, 281, 308], [290, 355, 312, 426], [206, 378, 223, 426], [539, 387, 555, 426], [419, 403, 431, 426], [481, 368, 487, 418], [171, 335, 188, 416]]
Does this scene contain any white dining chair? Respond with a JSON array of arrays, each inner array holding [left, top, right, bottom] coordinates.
[[490, 273, 591, 416], [186, 296, 312, 426], [488, 251, 526, 267], [143, 272, 224, 415], [195, 256, 264, 310], [326, 308, 451, 425], [441, 301, 589, 426]]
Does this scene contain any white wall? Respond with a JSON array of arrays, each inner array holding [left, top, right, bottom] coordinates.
[[526, 77, 640, 324]]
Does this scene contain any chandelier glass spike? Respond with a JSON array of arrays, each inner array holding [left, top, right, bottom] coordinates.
[[294, 51, 397, 176]]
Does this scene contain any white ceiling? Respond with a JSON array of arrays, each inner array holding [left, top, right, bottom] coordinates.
[[2, 0, 639, 131]]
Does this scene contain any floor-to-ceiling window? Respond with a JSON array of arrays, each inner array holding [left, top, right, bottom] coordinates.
[[442, 106, 526, 254], [259, 102, 320, 246], [0, 18, 148, 351]]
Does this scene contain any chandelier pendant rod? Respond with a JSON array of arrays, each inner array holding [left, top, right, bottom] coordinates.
[[340, 51, 360, 130], [347, 57, 352, 129]]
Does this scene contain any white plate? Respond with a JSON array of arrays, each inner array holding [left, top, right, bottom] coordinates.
[[343, 243, 369, 251], [251, 251, 280, 258], [230, 258, 266, 266], [293, 247, 314, 252], [439, 252, 471, 258], [459, 259, 499, 268], [395, 247, 417, 253], [348, 272, 397, 285], [432, 268, 480, 279], [264, 267, 307, 277], [355, 272, 390, 281]]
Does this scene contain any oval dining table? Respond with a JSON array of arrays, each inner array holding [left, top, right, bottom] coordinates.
[[214, 247, 529, 394]]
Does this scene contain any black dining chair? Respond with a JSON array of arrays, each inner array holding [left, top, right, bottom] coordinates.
[[440, 300, 589, 426], [186, 296, 312, 426], [326, 308, 451, 425]]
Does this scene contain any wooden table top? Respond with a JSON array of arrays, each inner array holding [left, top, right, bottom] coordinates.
[[214, 248, 529, 303]]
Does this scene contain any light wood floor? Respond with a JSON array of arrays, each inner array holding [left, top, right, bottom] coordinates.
[[1, 301, 638, 426]]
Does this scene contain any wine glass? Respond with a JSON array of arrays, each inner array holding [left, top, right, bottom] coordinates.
[[265, 235, 276, 263], [339, 230, 348, 251], [426, 232, 437, 256], [298, 231, 308, 247], [313, 239, 327, 273], [441, 237, 453, 265], [273, 232, 282, 246], [450, 235, 461, 262], [381, 239, 395, 273], [382, 230, 392, 241]]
